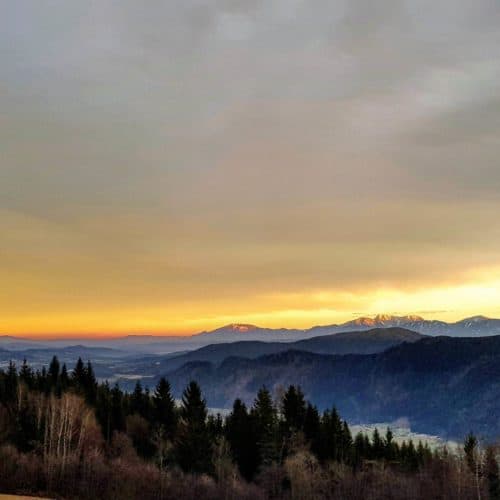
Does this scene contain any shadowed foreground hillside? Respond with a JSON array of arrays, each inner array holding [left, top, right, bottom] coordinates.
[[1, 358, 499, 499]]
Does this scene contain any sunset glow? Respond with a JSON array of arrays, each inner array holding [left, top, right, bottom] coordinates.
[[2, 2, 500, 338]]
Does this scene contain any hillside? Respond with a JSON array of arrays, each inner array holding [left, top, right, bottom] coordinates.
[[163, 335, 500, 439], [128, 327, 424, 375]]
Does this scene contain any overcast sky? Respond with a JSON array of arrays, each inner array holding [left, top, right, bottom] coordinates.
[[2, 0, 500, 336]]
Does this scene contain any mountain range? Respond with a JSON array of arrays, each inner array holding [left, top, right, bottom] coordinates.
[[2, 320, 500, 439], [2, 315, 500, 353], [193, 314, 500, 343]]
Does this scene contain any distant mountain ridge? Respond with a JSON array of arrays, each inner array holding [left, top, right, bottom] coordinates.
[[2, 314, 500, 353], [131, 327, 424, 375], [194, 314, 500, 342]]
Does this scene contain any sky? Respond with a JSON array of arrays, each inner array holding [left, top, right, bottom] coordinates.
[[1, 0, 500, 337]]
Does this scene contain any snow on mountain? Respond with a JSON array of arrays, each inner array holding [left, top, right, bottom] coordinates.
[[193, 315, 500, 343]]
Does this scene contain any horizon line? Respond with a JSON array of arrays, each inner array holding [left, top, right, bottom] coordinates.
[[0, 313, 495, 341]]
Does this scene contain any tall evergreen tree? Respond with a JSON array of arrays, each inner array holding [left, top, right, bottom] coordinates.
[[48, 356, 60, 388], [175, 381, 213, 474], [303, 403, 321, 458], [72, 357, 86, 391], [371, 428, 384, 460], [340, 420, 353, 463], [226, 399, 259, 480], [385, 427, 396, 461], [5, 361, 18, 402], [282, 385, 306, 433], [96, 382, 113, 442], [318, 408, 343, 462], [19, 359, 33, 388], [130, 380, 145, 415], [251, 387, 279, 468], [110, 383, 125, 434], [84, 361, 98, 403], [353, 432, 367, 469], [60, 364, 69, 390], [464, 433, 478, 473], [152, 378, 177, 437]]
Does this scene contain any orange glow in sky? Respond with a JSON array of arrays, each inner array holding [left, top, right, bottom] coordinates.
[[2, 2, 500, 338]]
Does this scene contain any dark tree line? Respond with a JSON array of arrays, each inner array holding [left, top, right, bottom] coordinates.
[[1, 357, 499, 500]]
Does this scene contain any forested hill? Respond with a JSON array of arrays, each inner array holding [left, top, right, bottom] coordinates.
[[3, 357, 481, 500], [142, 327, 424, 374], [164, 335, 500, 439]]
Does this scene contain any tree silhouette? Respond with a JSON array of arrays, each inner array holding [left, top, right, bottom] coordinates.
[[175, 381, 212, 474]]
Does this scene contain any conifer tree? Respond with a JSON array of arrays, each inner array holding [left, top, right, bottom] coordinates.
[[226, 399, 259, 480], [19, 359, 33, 389], [5, 361, 18, 402], [60, 363, 69, 390], [48, 355, 60, 389], [110, 383, 125, 433], [130, 380, 146, 416], [372, 428, 384, 460], [175, 381, 213, 474], [152, 377, 177, 437], [303, 403, 321, 457], [251, 387, 279, 468], [464, 433, 478, 473], [85, 361, 98, 403], [72, 357, 86, 391], [318, 407, 343, 462], [96, 381, 113, 442], [340, 420, 353, 463], [353, 432, 367, 469], [385, 427, 396, 461], [282, 385, 306, 432]]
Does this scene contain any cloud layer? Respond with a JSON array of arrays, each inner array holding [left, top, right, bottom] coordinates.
[[2, 0, 500, 335]]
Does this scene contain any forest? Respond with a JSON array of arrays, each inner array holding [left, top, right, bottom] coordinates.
[[0, 357, 499, 500]]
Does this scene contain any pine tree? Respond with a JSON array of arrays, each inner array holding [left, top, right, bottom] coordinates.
[[303, 403, 321, 457], [340, 420, 353, 463], [152, 377, 177, 437], [318, 407, 343, 462], [96, 382, 113, 442], [72, 357, 86, 391], [5, 361, 18, 402], [48, 355, 60, 389], [175, 381, 213, 474], [251, 387, 279, 468], [131, 380, 144, 414], [464, 433, 478, 473], [385, 427, 396, 461], [226, 399, 259, 480], [282, 385, 306, 432], [110, 383, 125, 433], [372, 428, 384, 460], [85, 361, 98, 403], [353, 432, 367, 469], [60, 364, 69, 390], [19, 359, 33, 389]]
